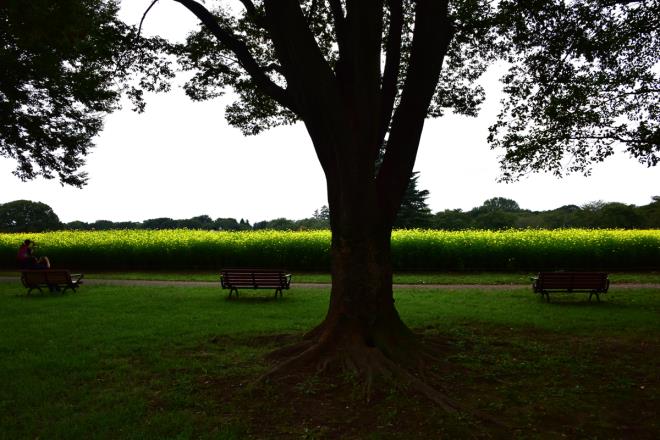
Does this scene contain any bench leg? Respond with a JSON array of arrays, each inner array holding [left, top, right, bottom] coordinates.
[[228, 288, 238, 299], [589, 292, 600, 302], [274, 288, 282, 298]]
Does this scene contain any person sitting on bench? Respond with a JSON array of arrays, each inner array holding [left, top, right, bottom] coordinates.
[[17, 239, 51, 270]]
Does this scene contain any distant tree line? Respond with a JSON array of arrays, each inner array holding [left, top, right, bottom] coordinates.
[[431, 197, 660, 230], [64, 215, 255, 232], [0, 196, 658, 233]]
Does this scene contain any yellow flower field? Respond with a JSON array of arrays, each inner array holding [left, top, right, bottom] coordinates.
[[1, 229, 658, 271]]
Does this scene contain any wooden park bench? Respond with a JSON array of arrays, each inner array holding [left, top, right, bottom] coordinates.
[[220, 269, 291, 299], [20, 270, 84, 295], [531, 271, 609, 302]]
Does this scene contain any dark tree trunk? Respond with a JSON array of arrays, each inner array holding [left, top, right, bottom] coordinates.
[[265, 177, 459, 412], [265, 166, 424, 380], [311, 187, 417, 366], [260, 0, 454, 380]]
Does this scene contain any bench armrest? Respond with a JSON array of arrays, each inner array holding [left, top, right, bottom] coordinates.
[[531, 276, 540, 292]]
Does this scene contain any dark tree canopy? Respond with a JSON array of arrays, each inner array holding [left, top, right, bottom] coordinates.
[[1, 1, 656, 184], [478, 197, 521, 213], [0, 200, 61, 232], [173, 0, 659, 182], [0, 0, 173, 186], [490, 0, 660, 178]]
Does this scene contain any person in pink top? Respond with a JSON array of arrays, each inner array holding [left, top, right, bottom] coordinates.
[[17, 239, 51, 269]]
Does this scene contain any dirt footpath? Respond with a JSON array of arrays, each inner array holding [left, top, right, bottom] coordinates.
[[1, 276, 658, 290]]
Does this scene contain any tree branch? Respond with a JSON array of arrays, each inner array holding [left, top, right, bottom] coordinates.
[[377, 0, 454, 223], [237, 0, 258, 16], [377, 0, 403, 151], [237, 0, 268, 29], [263, 0, 343, 177], [329, 0, 348, 54], [601, 0, 644, 6], [173, 0, 294, 111], [138, 0, 161, 38], [337, 0, 385, 168]]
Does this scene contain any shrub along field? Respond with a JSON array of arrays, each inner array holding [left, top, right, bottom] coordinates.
[[1, 229, 659, 272]]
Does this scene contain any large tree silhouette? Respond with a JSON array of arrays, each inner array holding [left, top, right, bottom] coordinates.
[[162, 0, 659, 395], [171, 0, 468, 394], [2, 0, 658, 401]]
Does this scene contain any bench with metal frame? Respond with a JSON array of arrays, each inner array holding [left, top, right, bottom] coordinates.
[[20, 270, 84, 295], [531, 271, 609, 302], [220, 269, 291, 299]]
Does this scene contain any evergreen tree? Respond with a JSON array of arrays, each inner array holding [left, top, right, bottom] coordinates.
[[312, 205, 330, 221], [237, 219, 251, 230], [394, 172, 432, 229]]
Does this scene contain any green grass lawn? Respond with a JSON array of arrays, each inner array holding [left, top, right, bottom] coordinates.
[[0, 281, 658, 438]]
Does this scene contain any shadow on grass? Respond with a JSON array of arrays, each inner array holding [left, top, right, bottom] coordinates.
[[224, 295, 288, 304], [11, 291, 77, 300], [542, 299, 607, 307], [541, 295, 659, 312]]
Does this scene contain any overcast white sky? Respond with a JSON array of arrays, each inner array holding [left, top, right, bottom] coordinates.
[[0, 1, 657, 224]]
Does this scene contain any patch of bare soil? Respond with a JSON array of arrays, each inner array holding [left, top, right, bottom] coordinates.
[[190, 329, 659, 439]]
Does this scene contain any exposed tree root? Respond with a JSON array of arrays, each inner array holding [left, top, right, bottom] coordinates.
[[257, 325, 510, 430], [264, 339, 315, 361]]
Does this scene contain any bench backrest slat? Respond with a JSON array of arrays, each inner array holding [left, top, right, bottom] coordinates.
[[21, 270, 73, 287], [537, 272, 608, 289], [22, 271, 49, 285], [221, 269, 290, 288], [46, 271, 72, 285]]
